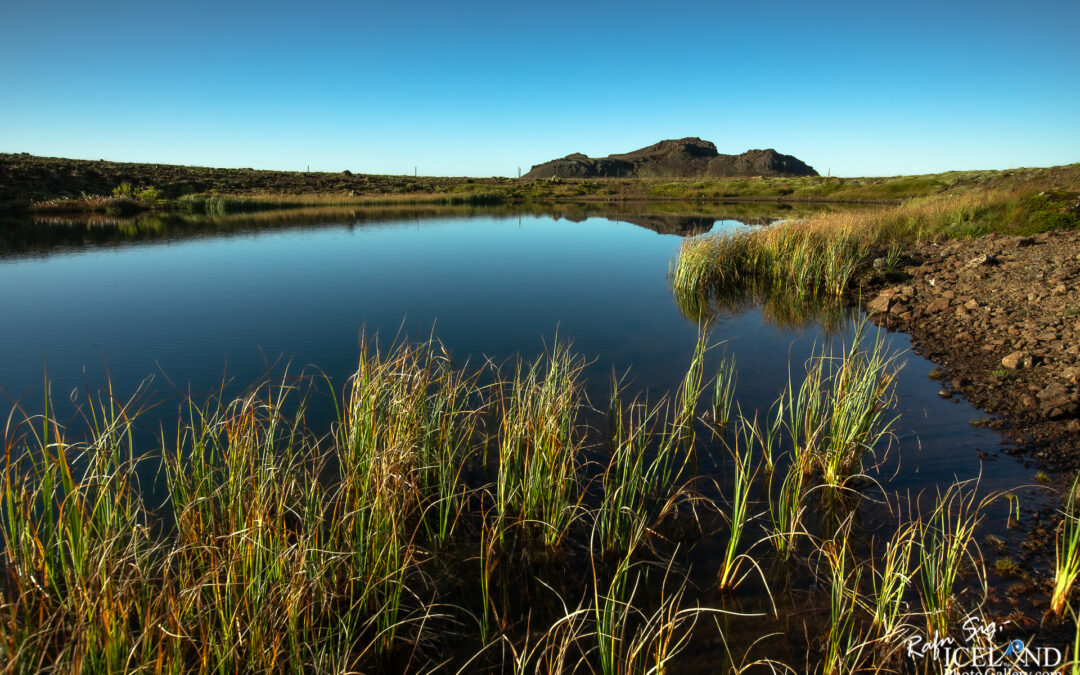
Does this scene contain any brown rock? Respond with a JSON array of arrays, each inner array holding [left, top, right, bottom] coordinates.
[[927, 298, 951, 313], [1038, 382, 1070, 401], [1001, 351, 1028, 370], [967, 253, 998, 267], [867, 292, 893, 314]]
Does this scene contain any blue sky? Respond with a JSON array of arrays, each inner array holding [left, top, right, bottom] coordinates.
[[2, 0, 1077, 177]]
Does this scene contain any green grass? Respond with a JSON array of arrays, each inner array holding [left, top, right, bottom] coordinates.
[[916, 482, 990, 636], [671, 187, 1080, 307], [1053, 473, 1080, 615]]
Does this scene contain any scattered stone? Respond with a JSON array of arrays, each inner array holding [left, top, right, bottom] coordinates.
[[967, 253, 998, 267], [1068, 419, 1080, 433], [1037, 382, 1070, 401], [964, 299, 979, 310], [1016, 236, 1035, 247], [938, 389, 952, 399], [867, 292, 893, 314], [927, 298, 951, 313], [1001, 351, 1028, 370]]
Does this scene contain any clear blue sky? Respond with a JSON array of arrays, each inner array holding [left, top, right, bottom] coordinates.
[[2, 0, 1077, 177]]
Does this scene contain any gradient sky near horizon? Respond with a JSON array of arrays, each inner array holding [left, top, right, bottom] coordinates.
[[2, 0, 1078, 178]]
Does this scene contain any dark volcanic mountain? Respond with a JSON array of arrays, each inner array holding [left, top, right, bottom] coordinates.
[[523, 138, 818, 179]]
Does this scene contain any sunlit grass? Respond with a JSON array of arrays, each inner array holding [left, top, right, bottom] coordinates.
[[1053, 473, 1080, 616], [671, 188, 1080, 304]]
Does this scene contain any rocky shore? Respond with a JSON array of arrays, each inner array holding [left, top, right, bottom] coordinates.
[[864, 230, 1080, 470]]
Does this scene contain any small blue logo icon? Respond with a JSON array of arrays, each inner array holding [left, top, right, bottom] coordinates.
[[1003, 639, 1025, 657]]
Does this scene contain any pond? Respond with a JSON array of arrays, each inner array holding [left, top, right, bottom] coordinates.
[[0, 205, 1023, 484], [0, 204, 1051, 671]]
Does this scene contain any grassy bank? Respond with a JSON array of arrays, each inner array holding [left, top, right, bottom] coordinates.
[[2, 329, 1075, 671], [3, 152, 1078, 213], [672, 187, 1080, 300]]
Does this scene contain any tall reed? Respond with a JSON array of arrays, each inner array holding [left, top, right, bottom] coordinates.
[[494, 342, 586, 547], [916, 483, 989, 636], [716, 431, 758, 591], [784, 322, 900, 488], [1052, 473, 1080, 616]]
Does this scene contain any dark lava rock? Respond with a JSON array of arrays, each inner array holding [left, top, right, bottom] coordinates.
[[523, 138, 818, 179]]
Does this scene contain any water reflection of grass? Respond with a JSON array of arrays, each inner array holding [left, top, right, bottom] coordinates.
[[2, 327, 1052, 672], [4, 201, 838, 259], [673, 279, 851, 332]]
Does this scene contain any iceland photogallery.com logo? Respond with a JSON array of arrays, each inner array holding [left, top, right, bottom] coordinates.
[[905, 617, 1064, 674]]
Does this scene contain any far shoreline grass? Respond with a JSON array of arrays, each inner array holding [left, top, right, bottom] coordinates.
[[3, 152, 1078, 214]]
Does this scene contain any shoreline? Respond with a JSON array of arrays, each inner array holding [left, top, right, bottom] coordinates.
[[861, 230, 1080, 473]]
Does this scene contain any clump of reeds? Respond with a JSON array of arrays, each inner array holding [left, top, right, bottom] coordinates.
[[0, 384, 155, 672], [494, 342, 586, 547], [916, 482, 990, 636], [784, 322, 900, 489]]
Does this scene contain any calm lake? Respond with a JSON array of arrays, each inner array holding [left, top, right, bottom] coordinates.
[[0, 204, 1032, 499]]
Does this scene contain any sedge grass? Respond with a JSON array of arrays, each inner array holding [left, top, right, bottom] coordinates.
[[916, 481, 990, 636], [0, 331, 1020, 673], [819, 527, 871, 675], [1052, 472, 1080, 616], [494, 342, 586, 547], [766, 454, 806, 561], [711, 352, 738, 430], [598, 398, 680, 553], [716, 431, 759, 591], [783, 321, 900, 489]]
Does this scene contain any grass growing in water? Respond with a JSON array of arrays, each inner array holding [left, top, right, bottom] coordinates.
[[0, 329, 1034, 673], [1053, 473, 1080, 616]]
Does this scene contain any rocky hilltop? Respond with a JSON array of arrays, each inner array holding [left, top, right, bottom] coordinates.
[[523, 138, 818, 179]]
